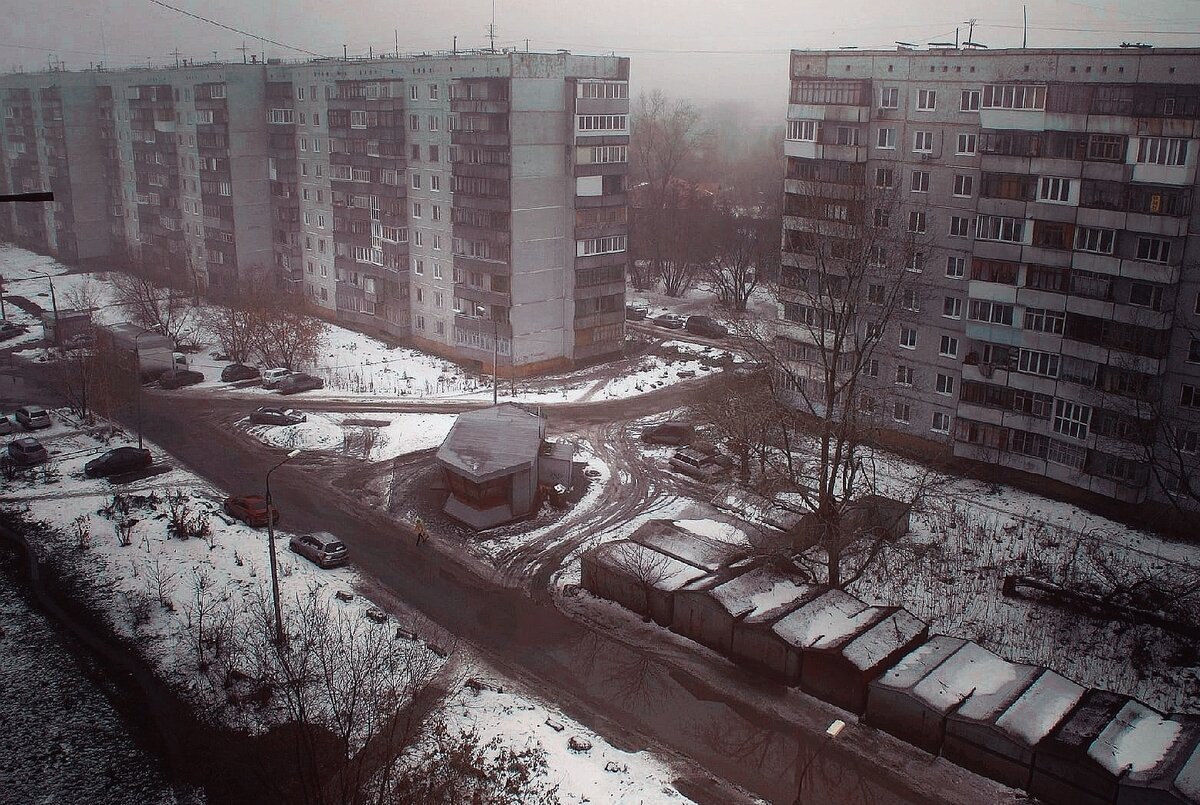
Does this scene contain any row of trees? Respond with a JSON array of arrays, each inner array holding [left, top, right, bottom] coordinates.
[[629, 91, 782, 310]]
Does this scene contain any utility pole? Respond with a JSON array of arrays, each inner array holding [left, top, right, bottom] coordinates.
[[236, 41, 249, 64], [170, 47, 182, 68], [343, 44, 348, 60], [488, 0, 497, 52]]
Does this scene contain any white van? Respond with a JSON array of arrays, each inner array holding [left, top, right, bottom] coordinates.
[[261, 368, 292, 389]]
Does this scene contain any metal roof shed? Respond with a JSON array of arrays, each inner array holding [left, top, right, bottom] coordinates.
[[671, 561, 772, 656], [628, 519, 745, 573], [770, 588, 881, 690], [726, 572, 823, 679], [1030, 688, 1133, 805], [800, 606, 928, 715], [580, 539, 711, 627]]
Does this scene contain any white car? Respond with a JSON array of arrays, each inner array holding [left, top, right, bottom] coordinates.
[[260, 368, 292, 389]]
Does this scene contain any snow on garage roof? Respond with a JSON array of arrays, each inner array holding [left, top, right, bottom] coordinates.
[[706, 564, 818, 623], [1088, 700, 1185, 776], [590, 540, 710, 592], [840, 608, 927, 672], [771, 589, 880, 650], [910, 641, 1021, 716], [629, 519, 743, 571], [994, 669, 1086, 748], [435, 403, 544, 480]]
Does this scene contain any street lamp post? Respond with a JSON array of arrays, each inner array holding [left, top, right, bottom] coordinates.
[[793, 719, 846, 805], [265, 448, 301, 645], [133, 328, 154, 449], [4, 272, 60, 341]]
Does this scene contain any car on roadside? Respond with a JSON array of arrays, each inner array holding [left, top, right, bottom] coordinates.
[[0, 415, 14, 436], [15, 406, 51, 430], [249, 407, 307, 426], [625, 304, 647, 321], [221, 363, 261, 383], [7, 437, 48, 466], [276, 372, 324, 395], [668, 445, 734, 482], [158, 369, 205, 389], [288, 531, 349, 568], [640, 422, 696, 446], [223, 495, 280, 527], [84, 446, 153, 478], [651, 312, 685, 330], [0, 321, 27, 341], [260, 368, 292, 389], [684, 315, 728, 340]]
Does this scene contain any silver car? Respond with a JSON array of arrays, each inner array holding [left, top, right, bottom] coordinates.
[[288, 531, 349, 568]]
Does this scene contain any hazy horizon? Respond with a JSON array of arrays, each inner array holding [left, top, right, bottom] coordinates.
[[4, 0, 1200, 114]]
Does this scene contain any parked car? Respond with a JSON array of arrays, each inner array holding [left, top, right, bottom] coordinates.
[[625, 304, 647, 321], [15, 406, 51, 430], [640, 422, 696, 446], [84, 446, 153, 478], [289, 531, 349, 568], [685, 315, 728, 339], [652, 312, 685, 329], [158, 368, 205, 389], [221, 363, 261, 383], [249, 407, 307, 426], [0, 321, 26, 341], [277, 372, 325, 395], [7, 437, 48, 466], [0, 415, 14, 436], [668, 445, 733, 482], [223, 495, 279, 527], [261, 368, 292, 389]]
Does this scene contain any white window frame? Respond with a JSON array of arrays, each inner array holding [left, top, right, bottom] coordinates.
[[913, 130, 934, 153], [917, 89, 937, 110]]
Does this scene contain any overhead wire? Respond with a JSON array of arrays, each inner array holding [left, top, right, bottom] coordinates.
[[144, 0, 327, 58]]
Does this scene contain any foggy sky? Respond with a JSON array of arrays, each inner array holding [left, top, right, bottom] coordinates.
[[5, 0, 1200, 116]]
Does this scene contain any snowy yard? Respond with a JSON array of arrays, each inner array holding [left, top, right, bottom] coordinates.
[[0, 408, 686, 803]]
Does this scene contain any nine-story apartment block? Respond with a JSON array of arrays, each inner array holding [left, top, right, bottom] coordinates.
[[0, 51, 630, 375], [781, 47, 1200, 505]]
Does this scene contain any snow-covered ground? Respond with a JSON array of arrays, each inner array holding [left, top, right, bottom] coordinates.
[[245, 411, 457, 461], [0, 408, 687, 802]]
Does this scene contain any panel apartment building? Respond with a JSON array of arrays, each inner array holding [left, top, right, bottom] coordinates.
[[0, 51, 630, 374], [781, 47, 1200, 505]]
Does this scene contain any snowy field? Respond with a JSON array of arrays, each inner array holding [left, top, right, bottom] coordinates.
[[1, 244, 739, 407], [0, 408, 687, 803]]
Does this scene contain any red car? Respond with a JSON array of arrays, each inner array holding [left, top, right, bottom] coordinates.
[[223, 494, 280, 527]]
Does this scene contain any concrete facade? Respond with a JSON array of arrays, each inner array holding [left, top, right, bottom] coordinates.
[[0, 51, 629, 373], [781, 47, 1200, 506]]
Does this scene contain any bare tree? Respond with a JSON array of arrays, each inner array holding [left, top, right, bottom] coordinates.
[[700, 172, 944, 589], [110, 260, 198, 345], [701, 210, 774, 312], [252, 289, 328, 370], [197, 299, 258, 364], [630, 91, 706, 292], [609, 540, 676, 622]]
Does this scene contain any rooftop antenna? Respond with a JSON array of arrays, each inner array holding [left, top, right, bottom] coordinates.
[[236, 40, 249, 64], [488, 0, 497, 52], [964, 18, 978, 45], [1023, 5, 1028, 48], [170, 46, 182, 68]]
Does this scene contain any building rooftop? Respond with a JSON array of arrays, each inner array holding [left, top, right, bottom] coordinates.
[[436, 403, 544, 481]]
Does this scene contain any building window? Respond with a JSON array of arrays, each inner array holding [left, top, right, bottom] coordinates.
[[1053, 399, 1091, 440], [949, 216, 971, 237], [410, 84, 419, 100], [880, 87, 899, 108], [902, 289, 920, 311], [863, 359, 879, 378], [1182, 384, 1200, 407], [976, 215, 1026, 243], [943, 296, 962, 318], [908, 211, 927, 233], [893, 402, 912, 423], [956, 133, 977, 155], [1048, 439, 1086, 470], [913, 131, 934, 153], [900, 327, 918, 349], [428, 83, 439, 100], [1136, 237, 1171, 264], [409, 114, 420, 131], [787, 120, 818, 141], [350, 110, 367, 129], [1137, 137, 1188, 166], [1074, 227, 1115, 254], [875, 167, 895, 188], [412, 202, 422, 218], [946, 256, 966, 278], [413, 258, 424, 275], [939, 335, 959, 358], [432, 205, 442, 221], [1038, 177, 1072, 203], [982, 84, 1046, 110], [868, 284, 885, 304], [932, 412, 952, 433], [1128, 282, 1163, 310], [968, 300, 1014, 325], [577, 235, 628, 256], [1188, 339, 1200, 363], [895, 365, 914, 386], [873, 209, 891, 228], [953, 175, 973, 197], [412, 173, 421, 190], [576, 114, 628, 131], [1023, 307, 1065, 334], [917, 89, 937, 110], [936, 374, 954, 396], [428, 115, 439, 132], [911, 170, 930, 192], [1017, 349, 1060, 378], [877, 127, 896, 149], [960, 90, 980, 111], [835, 126, 861, 146]]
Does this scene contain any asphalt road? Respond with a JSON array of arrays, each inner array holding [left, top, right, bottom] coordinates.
[[4, 362, 1019, 805]]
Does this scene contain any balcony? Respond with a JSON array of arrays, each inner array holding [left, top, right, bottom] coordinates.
[[451, 129, 510, 148], [450, 98, 509, 115]]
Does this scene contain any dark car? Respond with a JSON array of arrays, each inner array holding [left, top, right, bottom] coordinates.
[[7, 437, 48, 466], [652, 312, 684, 329], [0, 321, 27, 341], [288, 531, 349, 568], [249, 407, 307, 426], [224, 495, 280, 527], [15, 406, 51, 430], [159, 369, 205, 389], [668, 445, 733, 482], [685, 315, 728, 339], [640, 422, 696, 446], [221, 363, 261, 383], [625, 305, 647, 321], [84, 446, 152, 478], [276, 372, 325, 395]]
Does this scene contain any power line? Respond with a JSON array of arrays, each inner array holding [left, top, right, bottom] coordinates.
[[144, 0, 326, 58]]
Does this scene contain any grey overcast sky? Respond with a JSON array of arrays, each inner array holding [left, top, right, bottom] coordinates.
[[4, 0, 1200, 116]]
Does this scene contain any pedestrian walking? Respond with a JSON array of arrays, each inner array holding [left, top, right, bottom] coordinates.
[[414, 516, 428, 546]]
